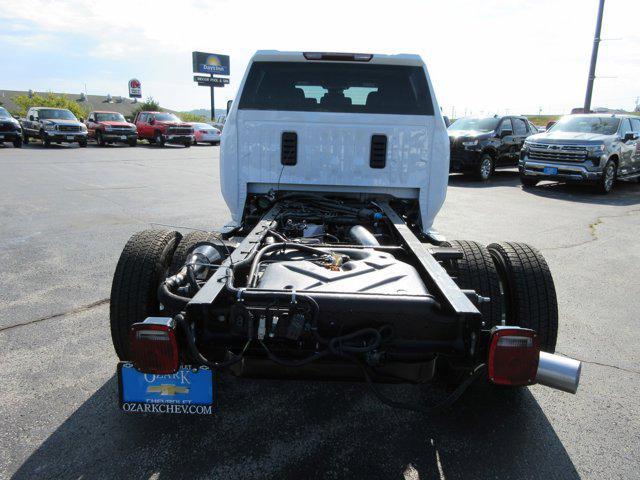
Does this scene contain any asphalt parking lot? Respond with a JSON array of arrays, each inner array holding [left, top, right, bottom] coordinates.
[[1, 143, 639, 479]]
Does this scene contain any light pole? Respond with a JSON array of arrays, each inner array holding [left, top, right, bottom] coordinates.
[[584, 0, 605, 113]]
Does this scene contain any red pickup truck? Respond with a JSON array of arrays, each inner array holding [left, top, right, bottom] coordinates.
[[85, 111, 138, 146], [134, 111, 194, 147]]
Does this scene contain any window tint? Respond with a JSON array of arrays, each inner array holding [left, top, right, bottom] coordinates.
[[96, 112, 126, 122], [39, 109, 76, 120], [552, 116, 620, 135], [629, 118, 640, 132], [619, 118, 632, 138], [500, 118, 513, 132], [528, 121, 538, 133], [239, 61, 434, 115], [513, 118, 527, 135], [448, 117, 499, 132]]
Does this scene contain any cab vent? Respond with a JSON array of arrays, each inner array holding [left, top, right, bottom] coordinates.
[[281, 132, 297, 165], [370, 134, 387, 168]]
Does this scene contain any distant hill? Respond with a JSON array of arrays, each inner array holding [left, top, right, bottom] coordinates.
[[187, 108, 227, 120]]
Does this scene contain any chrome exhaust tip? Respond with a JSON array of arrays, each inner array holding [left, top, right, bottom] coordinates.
[[536, 351, 582, 394]]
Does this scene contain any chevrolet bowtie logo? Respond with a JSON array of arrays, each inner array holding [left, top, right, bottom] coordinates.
[[147, 384, 189, 396]]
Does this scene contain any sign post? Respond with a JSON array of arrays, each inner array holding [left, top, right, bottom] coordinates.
[[192, 52, 230, 121]]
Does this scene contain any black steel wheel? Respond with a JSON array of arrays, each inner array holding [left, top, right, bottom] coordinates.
[[109, 229, 182, 360], [487, 242, 558, 352], [445, 240, 503, 328]]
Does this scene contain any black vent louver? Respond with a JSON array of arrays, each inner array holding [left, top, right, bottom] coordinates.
[[281, 132, 297, 165], [370, 134, 387, 168]]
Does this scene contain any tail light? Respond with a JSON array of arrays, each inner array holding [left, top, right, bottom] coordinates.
[[129, 317, 179, 374], [488, 327, 540, 386]]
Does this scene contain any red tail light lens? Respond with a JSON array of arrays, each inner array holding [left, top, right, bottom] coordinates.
[[129, 318, 179, 374], [488, 327, 540, 386]]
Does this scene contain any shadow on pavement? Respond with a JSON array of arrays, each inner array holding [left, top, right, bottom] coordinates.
[[448, 170, 521, 188], [12, 375, 579, 480], [524, 180, 640, 206]]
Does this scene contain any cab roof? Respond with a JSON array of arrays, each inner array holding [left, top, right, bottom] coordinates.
[[250, 50, 424, 66]]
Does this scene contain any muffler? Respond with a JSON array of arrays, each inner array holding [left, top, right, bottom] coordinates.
[[535, 351, 582, 394]]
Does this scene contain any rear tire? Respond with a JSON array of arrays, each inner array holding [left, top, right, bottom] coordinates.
[[109, 229, 182, 360], [487, 242, 558, 353], [445, 240, 503, 328]]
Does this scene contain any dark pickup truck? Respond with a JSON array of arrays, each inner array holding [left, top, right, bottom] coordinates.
[[520, 114, 640, 194], [0, 106, 23, 148], [21, 107, 88, 147], [448, 115, 538, 180]]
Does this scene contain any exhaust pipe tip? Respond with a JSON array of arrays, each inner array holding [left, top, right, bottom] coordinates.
[[535, 351, 582, 394]]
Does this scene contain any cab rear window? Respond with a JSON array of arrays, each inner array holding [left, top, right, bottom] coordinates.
[[238, 62, 434, 115]]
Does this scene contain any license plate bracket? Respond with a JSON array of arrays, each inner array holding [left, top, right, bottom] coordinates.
[[117, 362, 215, 414], [543, 166, 558, 175]]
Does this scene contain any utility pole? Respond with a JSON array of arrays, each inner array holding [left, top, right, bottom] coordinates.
[[584, 0, 605, 113]]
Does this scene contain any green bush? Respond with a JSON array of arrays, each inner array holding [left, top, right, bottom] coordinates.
[[13, 93, 88, 119], [178, 112, 206, 122]]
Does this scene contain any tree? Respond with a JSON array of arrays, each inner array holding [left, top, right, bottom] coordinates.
[[178, 112, 206, 122], [129, 97, 161, 121], [13, 92, 88, 119]]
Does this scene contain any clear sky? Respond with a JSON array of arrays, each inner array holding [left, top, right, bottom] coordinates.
[[0, 0, 638, 115]]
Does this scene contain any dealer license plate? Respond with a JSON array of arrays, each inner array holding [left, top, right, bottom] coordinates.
[[118, 362, 215, 414], [66, 135, 74, 141], [120, 135, 127, 140], [543, 167, 558, 175]]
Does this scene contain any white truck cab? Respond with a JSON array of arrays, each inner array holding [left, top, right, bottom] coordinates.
[[220, 50, 450, 233]]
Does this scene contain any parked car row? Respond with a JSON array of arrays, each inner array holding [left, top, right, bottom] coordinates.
[[0, 106, 221, 148], [448, 113, 640, 194]]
